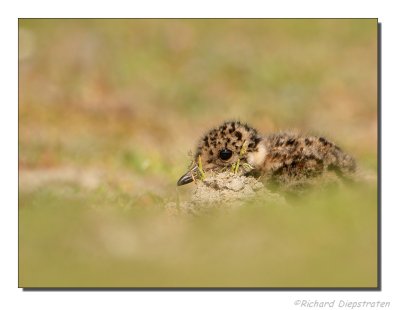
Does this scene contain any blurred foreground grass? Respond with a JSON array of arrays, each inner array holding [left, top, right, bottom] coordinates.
[[20, 183, 377, 287], [19, 19, 378, 287]]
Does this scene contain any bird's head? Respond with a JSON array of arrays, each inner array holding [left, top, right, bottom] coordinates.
[[177, 121, 265, 186]]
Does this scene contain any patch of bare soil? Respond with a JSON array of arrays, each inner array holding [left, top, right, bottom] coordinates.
[[166, 172, 285, 215]]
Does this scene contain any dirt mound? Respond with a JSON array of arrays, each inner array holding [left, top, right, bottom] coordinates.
[[166, 172, 285, 215]]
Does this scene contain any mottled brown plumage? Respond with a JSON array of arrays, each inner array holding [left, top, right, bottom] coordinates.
[[177, 121, 356, 190]]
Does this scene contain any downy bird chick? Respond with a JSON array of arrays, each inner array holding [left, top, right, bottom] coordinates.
[[177, 121, 356, 190]]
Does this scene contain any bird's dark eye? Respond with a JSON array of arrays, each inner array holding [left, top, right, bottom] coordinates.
[[219, 149, 233, 160]]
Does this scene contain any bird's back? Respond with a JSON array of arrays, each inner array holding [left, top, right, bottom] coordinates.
[[258, 132, 356, 188]]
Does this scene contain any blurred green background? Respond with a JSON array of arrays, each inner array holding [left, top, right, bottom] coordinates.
[[19, 19, 378, 288]]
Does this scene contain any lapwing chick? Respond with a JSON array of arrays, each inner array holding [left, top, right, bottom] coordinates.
[[177, 121, 356, 189]]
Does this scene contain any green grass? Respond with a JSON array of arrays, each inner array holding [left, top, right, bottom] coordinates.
[[19, 183, 377, 287], [19, 19, 378, 287]]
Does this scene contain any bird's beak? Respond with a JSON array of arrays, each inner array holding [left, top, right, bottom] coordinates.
[[177, 165, 199, 186]]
